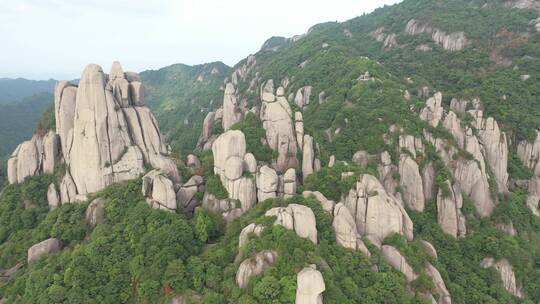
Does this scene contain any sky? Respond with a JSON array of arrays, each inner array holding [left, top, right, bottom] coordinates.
[[0, 0, 402, 80]]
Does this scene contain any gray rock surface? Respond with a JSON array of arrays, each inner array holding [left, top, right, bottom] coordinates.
[[343, 174, 413, 245], [236, 250, 277, 288], [239, 223, 265, 248], [86, 198, 106, 227], [142, 170, 177, 212], [437, 181, 466, 238], [295, 265, 325, 304], [222, 83, 243, 131], [28, 238, 61, 264], [405, 19, 469, 51], [266, 204, 317, 244], [480, 258, 524, 298], [333, 203, 370, 256], [47, 183, 60, 209], [381, 245, 418, 283], [419, 92, 444, 127], [399, 154, 425, 212], [302, 191, 335, 214]]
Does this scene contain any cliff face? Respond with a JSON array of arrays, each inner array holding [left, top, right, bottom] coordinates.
[[8, 62, 179, 202]]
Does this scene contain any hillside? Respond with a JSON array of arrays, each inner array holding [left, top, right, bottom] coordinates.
[[0, 78, 55, 104], [1, 0, 540, 303]]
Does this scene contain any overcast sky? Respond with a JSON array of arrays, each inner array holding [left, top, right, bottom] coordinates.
[[0, 0, 402, 80]]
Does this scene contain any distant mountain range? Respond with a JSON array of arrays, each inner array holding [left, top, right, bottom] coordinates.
[[0, 78, 55, 104]]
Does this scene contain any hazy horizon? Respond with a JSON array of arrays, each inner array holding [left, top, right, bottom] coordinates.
[[0, 0, 401, 80]]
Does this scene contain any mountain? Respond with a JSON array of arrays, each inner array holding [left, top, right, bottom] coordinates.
[[141, 62, 231, 154], [1, 0, 540, 303], [0, 93, 53, 157], [0, 78, 55, 104]]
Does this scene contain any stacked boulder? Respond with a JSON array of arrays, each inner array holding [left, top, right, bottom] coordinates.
[[260, 80, 298, 173], [342, 174, 413, 245], [265, 204, 318, 244], [7, 131, 60, 184], [8, 62, 180, 210], [295, 265, 325, 304]]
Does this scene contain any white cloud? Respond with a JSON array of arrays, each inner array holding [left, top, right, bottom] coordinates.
[[0, 0, 402, 79]]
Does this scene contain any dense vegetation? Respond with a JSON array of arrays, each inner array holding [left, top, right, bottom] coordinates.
[[0, 78, 55, 104], [141, 62, 231, 155]]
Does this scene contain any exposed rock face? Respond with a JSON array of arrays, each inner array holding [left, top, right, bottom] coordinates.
[[0, 263, 23, 283], [294, 86, 312, 110], [526, 177, 540, 216], [295, 112, 304, 149], [222, 83, 243, 131], [381, 245, 418, 283], [343, 174, 413, 245], [236, 250, 277, 288], [186, 154, 201, 174], [419, 92, 444, 127], [28, 238, 61, 264], [283, 168, 297, 198], [257, 165, 279, 202], [212, 130, 257, 211], [239, 223, 265, 248], [471, 110, 508, 193], [60, 172, 77, 204], [142, 170, 177, 212], [333, 203, 370, 256], [302, 191, 335, 214], [399, 135, 424, 158], [420, 240, 438, 260], [295, 265, 325, 304], [480, 258, 524, 299], [454, 151, 495, 217], [443, 111, 465, 149], [176, 175, 204, 213], [352, 150, 370, 166], [7, 131, 60, 184], [260, 80, 298, 173], [423, 162, 435, 200], [266, 204, 318, 244], [517, 131, 540, 175], [86, 198, 106, 227], [29, 62, 180, 201], [378, 151, 399, 195], [47, 183, 60, 209], [369, 27, 398, 49], [426, 263, 452, 304], [201, 193, 243, 222], [399, 154, 425, 212], [405, 19, 469, 51], [303, 135, 315, 180], [437, 181, 466, 238]]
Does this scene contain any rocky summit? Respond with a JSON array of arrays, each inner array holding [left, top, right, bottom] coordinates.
[[1, 0, 540, 303]]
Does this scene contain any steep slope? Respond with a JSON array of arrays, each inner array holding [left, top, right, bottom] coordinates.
[[1, 0, 540, 303], [141, 62, 231, 154], [0, 78, 55, 104]]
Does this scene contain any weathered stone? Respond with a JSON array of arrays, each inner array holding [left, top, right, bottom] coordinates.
[[47, 183, 60, 209], [333, 203, 370, 256], [236, 250, 277, 288], [257, 165, 278, 202], [378, 151, 399, 196], [294, 86, 312, 110], [283, 168, 297, 198], [142, 170, 177, 212], [480, 258, 524, 298], [343, 174, 413, 245], [86, 198, 106, 227], [420, 240, 438, 260], [295, 112, 304, 149], [406, 19, 469, 51], [302, 135, 315, 180], [437, 181, 467, 238], [223, 83, 242, 131], [296, 265, 325, 304], [266, 204, 317, 244], [60, 172, 77, 204], [176, 175, 204, 213], [239, 223, 265, 248], [426, 263, 452, 304], [352, 150, 369, 166], [420, 92, 444, 127], [28, 238, 61, 264], [381, 245, 417, 283], [302, 191, 335, 214], [399, 154, 425, 212]]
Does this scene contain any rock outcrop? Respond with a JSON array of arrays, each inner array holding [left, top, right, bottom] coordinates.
[[302, 135, 315, 180], [295, 265, 325, 304], [9, 62, 180, 204], [28, 238, 61, 264], [437, 181, 466, 238], [7, 131, 60, 184], [399, 154, 425, 212], [260, 80, 298, 173], [378, 151, 399, 195], [212, 130, 257, 211], [480, 258, 524, 299], [518, 131, 540, 175], [239, 223, 265, 248], [405, 19, 469, 51], [294, 86, 312, 110], [471, 110, 508, 193], [302, 191, 335, 214], [343, 174, 413, 245], [333, 203, 370, 256], [426, 263, 452, 304], [283, 168, 297, 198], [257, 165, 279, 202], [142, 170, 177, 212], [85, 198, 106, 227], [369, 27, 398, 49], [236, 250, 277, 288], [47, 183, 60, 209], [381, 245, 418, 283], [176, 175, 204, 213], [419, 92, 444, 127], [266, 204, 317, 244], [222, 83, 243, 131]]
